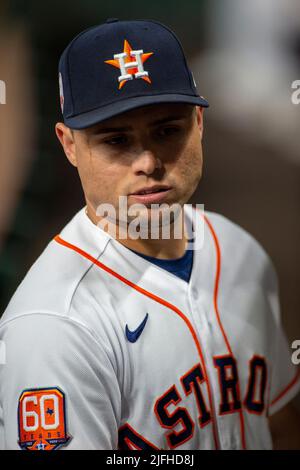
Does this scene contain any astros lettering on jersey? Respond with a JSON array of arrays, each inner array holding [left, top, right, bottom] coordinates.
[[0, 205, 299, 450]]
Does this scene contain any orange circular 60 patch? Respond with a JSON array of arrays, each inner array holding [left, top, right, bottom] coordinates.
[[18, 387, 71, 450]]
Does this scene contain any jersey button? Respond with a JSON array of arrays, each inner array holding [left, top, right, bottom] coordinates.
[[192, 287, 198, 298]]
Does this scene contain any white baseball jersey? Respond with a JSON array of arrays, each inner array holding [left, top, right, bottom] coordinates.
[[0, 206, 299, 450]]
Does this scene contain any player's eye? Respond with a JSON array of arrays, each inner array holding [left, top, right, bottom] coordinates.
[[103, 135, 129, 146], [156, 126, 181, 138]]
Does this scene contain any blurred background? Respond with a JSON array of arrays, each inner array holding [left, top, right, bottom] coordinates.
[[0, 0, 299, 401]]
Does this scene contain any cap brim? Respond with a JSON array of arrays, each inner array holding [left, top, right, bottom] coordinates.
[[64, 94, 209, 130]]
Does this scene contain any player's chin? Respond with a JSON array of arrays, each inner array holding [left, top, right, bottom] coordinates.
[[142, 199, 185, 224]]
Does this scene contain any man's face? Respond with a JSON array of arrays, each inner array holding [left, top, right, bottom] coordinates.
[[57, 103, 204, 225]]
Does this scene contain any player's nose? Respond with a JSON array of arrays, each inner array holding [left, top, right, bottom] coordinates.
[[131, 149, 161, 176]]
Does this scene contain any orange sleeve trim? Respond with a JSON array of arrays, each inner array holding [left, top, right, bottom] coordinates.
[[269, 369, 300, 407]]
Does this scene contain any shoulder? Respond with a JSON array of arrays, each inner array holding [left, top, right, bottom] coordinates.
[[203, 210, 272, 261], [0, 207, 110, 327], [201, 210, 278, 289]]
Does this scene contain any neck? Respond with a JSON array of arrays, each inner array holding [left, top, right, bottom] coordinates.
[[85, 204, 188, 259], [118, 231, 188, 259]]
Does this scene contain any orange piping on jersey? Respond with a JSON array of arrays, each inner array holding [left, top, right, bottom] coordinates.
[[199, 212, 247, 450], [269, 368, 300, 408], [54, 234, 220, 450]]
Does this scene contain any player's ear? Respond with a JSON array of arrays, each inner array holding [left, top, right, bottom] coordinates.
[[195, 106, 204, 140], [55, 122, 78, 167]]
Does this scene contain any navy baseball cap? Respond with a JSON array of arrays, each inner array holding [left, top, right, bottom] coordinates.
[[58, 18, 209, 129]]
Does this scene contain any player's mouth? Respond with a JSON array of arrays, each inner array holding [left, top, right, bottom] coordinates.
[[129, 185, 172, 204]]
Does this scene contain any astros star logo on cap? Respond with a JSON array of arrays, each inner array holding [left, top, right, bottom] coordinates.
[[104, 39, 154, 89], [58, 19, 209, 129]]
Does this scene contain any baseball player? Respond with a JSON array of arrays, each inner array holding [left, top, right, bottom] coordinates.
[[0, 19, 300, 451]]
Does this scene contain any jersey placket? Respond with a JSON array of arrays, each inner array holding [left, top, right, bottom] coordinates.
[[186, 211, 247, 450], [187, 281, 244, 449]]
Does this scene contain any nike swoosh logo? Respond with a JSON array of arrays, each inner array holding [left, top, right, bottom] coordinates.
[[125, 313, 149, 343]]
